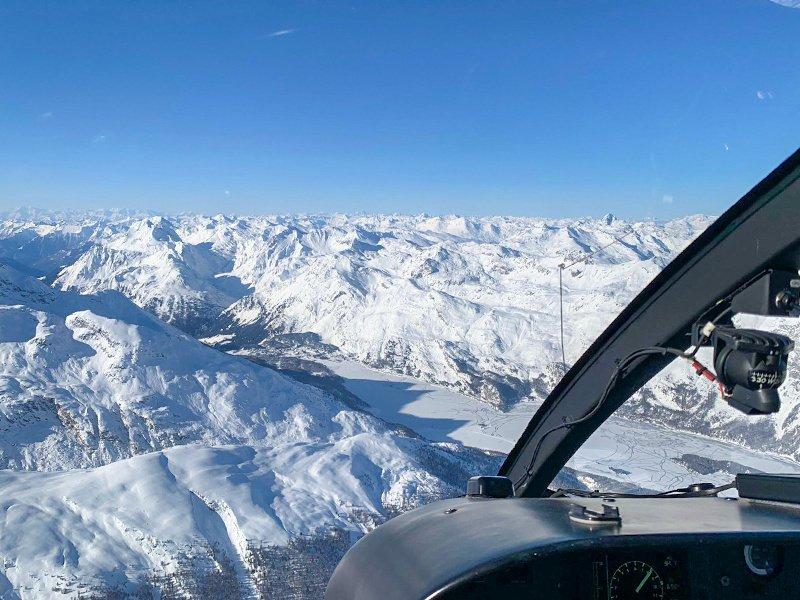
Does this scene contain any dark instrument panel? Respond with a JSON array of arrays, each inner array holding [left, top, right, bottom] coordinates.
[[326, 497, 800, 600], [439, 542, 798, 599]]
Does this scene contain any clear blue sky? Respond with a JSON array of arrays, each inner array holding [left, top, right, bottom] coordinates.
[[1, 1, 799, 218]]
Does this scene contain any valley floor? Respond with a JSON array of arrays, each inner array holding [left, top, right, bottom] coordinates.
[[323, 359, 800, 492]]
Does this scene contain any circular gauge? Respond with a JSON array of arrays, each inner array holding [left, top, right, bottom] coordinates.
[[744, 544, 783, 577], [610, 560, 664, 600]]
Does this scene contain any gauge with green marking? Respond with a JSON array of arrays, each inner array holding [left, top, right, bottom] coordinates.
[[609, 560, 664, 599]]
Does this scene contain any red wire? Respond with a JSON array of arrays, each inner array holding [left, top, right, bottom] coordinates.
[[691, 360, 716, 382], [689, 358, 729, 398]]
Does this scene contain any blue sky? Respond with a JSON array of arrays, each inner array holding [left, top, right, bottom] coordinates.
[[1, 1, 799, 218]]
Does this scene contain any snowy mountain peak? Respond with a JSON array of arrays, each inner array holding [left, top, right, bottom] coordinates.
[[126, 215, 182, 246]]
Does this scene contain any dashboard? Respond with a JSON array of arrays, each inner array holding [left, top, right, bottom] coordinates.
[[438, 541, 797, 599], [326, 496, 800, 600]]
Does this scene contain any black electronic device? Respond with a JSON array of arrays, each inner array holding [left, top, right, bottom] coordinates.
[[466, 476, 514, 498], [737, 473, 800, 504], [710, 326, 794, 414], [730, 269, 800, 317]]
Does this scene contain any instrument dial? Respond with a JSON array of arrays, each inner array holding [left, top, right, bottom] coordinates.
[[610, 560, 664, 599], [744, 544, 783, 577]]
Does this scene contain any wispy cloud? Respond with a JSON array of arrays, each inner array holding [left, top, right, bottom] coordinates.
[[662, 194, 674, 205], [768, 0, 800, 7], [265, 28, 297, 38], [38, 111, 53, 121], [756, 90, 774, 100], [92, 133, 107, 144]]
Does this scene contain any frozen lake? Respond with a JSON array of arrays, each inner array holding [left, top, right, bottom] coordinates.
[[324, 359, 800, 492]]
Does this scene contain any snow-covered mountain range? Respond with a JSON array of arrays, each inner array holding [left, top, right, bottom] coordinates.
[[23, 211, 708, 408], [0, 260, 498, 597], [1, 209, 799, 598]]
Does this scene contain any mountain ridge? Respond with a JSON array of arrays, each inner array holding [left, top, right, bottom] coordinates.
[[24, 211, 714, 409]]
